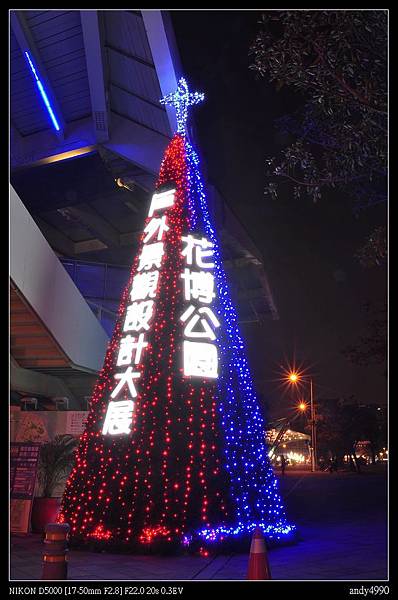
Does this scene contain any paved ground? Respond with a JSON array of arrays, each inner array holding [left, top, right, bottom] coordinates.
[[10, 467, 388, 581]]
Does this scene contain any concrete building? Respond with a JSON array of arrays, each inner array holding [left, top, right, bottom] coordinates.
[[10, 10, 278, 416]]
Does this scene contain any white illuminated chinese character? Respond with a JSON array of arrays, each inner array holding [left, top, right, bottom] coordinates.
[[111, 366, 141, 399], [116, 335, 135, 366], [123, 301, 154, 332], [148, 189, 176, 217], [137, 242, 164, 271], [130, 271, 159, 301], [181, 235, 214, 269], [180, 268, 215, 304], [116, 334, 148, 366], [180, 305, 220, 341], [132, 333, 148, 364], [102, 400, 135, 435], [143, 216, 169, 243], [183, 340, 218, 378]]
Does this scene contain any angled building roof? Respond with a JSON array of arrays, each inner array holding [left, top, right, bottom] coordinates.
[[10, 9, 278, 326]]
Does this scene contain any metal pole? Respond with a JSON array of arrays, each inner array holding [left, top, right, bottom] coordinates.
[[310, 378, 317, 472]]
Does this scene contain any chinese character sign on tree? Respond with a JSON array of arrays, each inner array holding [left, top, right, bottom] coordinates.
[[59, 77, 295, 552]]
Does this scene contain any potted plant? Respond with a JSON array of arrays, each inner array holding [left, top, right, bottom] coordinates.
[[31, 434, 77, 533]]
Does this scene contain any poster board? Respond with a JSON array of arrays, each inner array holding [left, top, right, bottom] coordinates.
[[10, 442, 41, 534], [66, 411, 88, 436], [15, 413, 49, 443]]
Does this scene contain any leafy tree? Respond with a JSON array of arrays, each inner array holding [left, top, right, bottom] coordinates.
[[314, 400, 346, 463], [356, 225, 387, 268], [314, 399, 386, 469], [343, 301, 387, 370], [353, 404, 386, 464], [250, 10, 387, 262]]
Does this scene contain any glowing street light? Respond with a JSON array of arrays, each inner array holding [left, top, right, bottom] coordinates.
[[287, 369, 317, 472], [288, 372, 300, 383]]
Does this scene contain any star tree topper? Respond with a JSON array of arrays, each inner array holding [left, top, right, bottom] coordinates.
[[160, 77, 204, 135]]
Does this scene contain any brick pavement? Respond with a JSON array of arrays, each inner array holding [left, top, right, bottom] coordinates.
[[10, 469, 388, 581]]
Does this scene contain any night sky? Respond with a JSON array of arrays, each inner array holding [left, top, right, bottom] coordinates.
[[171, 10, 387, 417]]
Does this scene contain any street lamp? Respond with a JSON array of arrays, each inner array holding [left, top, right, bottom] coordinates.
[[297, 401, 308, 412], [288, 371, 318, 472]]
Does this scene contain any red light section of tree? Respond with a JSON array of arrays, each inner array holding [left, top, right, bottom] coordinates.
[[59, 135, 231, 550]]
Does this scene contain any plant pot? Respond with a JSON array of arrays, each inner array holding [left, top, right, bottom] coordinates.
[[31, 497, 61, 533]]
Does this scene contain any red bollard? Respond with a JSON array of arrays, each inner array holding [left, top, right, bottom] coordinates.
[[42, 523, 70, 580]]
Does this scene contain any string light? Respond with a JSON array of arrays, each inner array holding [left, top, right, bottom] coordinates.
[[58, 78, 295, 551], [160, 77, 204, 135]]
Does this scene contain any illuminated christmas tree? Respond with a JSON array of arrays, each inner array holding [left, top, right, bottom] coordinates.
[[59, 78, 295, 553]]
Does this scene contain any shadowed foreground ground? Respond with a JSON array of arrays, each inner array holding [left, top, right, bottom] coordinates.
[[10, 467, 387, 580]]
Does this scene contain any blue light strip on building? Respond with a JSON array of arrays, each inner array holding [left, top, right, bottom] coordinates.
[[24, 51, 61, 132]]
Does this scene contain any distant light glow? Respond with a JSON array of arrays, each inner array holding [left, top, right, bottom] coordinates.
[[24, 51, 61, 132], [286, 452, 306, 464]]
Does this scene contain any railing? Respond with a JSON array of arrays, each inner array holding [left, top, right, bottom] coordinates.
[[86, 300, 118, 336], [59, 258, 129, 336], [59, 256, 271, 329]]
